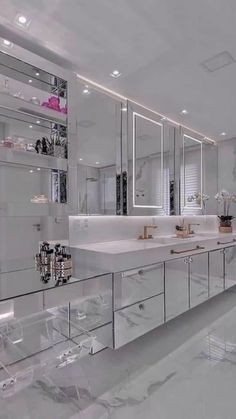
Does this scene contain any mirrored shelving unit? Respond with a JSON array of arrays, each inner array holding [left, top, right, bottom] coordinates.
[[0, 50, 69, 216]]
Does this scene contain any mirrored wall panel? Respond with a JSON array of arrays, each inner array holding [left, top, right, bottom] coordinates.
[[0, 51, 69, 217], [77, 81, 122, 214], [179, 133, 218, 215], [133, 113, 163, 208], [181, 134, 203, 214], [127, 102, 174, 215]]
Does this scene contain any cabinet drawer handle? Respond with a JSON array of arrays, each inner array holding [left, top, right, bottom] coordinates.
[[170, 245, 205, 255], [217, 239, 236, 245], [122, 264, 161, 278]]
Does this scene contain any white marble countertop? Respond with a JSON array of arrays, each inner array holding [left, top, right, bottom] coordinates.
[[74, 232, 236, 254], [71, 232, 236, 272]]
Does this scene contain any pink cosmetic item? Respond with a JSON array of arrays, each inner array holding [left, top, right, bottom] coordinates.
[[3, 137, 14, 148], [42, 96, 61, 112], [60, 105, 67, 114]]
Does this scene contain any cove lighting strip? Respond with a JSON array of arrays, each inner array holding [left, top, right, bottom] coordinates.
[[76, 73, 216, 145]]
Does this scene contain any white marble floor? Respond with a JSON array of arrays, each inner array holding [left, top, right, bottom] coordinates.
[[2, 288, 236, 418]]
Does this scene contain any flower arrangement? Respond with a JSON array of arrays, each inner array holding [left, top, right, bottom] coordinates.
[[187, 192, 209, 214], [215, 190, 236, 231]]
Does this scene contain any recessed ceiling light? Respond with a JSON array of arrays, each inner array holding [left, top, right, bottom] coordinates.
[[220, 132, 226, 136], [2, 39, 13, 48], [29, 124, 33, 128], [15, 14, 31, 28], [28, 79, 32, 83], [82, 88, 90, 94], [181, 109, 188, 115], [110, 70, 121, 78], [79, 158, 83, 161], [18, 15, 27, 24], [36, 120, 40, 124], [29, 169, 34, 173], [37, 167, 41, 171], [96, 161, 100, 165], [35, 71, 40, 76]]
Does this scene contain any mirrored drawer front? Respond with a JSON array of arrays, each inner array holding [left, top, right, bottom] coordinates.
[[43, 274, 112, 309], [69, 291, 112, 337], [114, 263, 164, 310], [114, 294, 164, 348]]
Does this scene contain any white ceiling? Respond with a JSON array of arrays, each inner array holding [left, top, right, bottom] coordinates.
[[0, 0, 236, 140]]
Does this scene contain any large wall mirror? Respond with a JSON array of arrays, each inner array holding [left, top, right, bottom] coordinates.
[[133, 112, 164, 208], [77, 80, 123, 214], [127, 102, 174, 215], [180, 131, 218, 215], [181, 134, 203, 214], [76, 80, 219, 217]]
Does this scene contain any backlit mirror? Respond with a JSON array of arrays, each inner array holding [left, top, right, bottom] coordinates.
[[127, 102, 174, 215]]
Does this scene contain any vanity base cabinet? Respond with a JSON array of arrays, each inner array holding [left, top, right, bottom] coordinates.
[[209, 250, 224, 297], [224, 246, 236, 289], [190, 253, 209, 308], [165, 258, 189, 321], [114, 263, 164, 310], [113, 294, 164, 348]]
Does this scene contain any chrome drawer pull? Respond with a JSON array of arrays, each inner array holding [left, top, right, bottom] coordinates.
[[170, 245, 205, 255], [217, 239, 236, 245], [122, 264, 161, 278]]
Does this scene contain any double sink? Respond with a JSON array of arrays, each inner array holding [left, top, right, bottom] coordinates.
[[152, 232, 219, 245], [73, 232, 235, 272]]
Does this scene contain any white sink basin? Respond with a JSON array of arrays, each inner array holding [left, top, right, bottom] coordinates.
[[152, 237, 180, 245], [152, 236, 193, 244]]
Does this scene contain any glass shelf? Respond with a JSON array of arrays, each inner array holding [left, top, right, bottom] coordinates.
[[0, 310, 94, 398], [0, 93, 67, 126], [0, 147, 67, 170], [0, 202, 72, 217], [0, 163, 68, 215], [0, 50, 67, 97]]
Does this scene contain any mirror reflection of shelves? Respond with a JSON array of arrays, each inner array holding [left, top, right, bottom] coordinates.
[[0, 147, 67, 171], [0, 51, 69, 215], [0, 92, 67, 125]]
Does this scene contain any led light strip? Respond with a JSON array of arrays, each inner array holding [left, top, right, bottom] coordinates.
[[76, 73, 216, 145]]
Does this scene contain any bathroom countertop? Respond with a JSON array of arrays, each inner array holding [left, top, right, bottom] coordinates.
[[72, 232, 235, 254], [70, 232, 236, 272]]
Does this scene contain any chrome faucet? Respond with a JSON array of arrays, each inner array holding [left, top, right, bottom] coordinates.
[[138, 225, 157, 240], [187, 223, 200, 235]]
